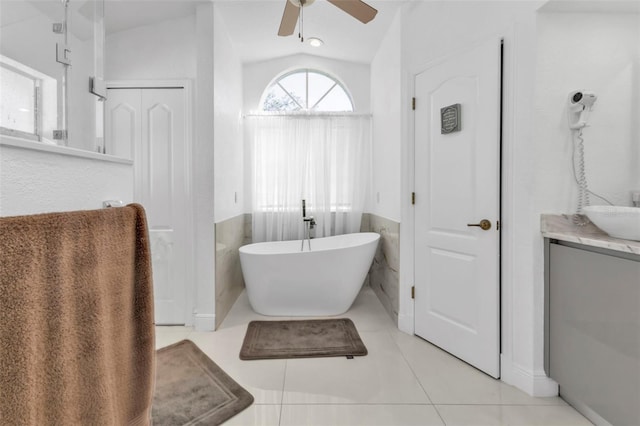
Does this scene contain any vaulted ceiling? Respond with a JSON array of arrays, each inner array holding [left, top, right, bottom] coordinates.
[[214, 0, 405, 64], [102, 0, 405, 64]]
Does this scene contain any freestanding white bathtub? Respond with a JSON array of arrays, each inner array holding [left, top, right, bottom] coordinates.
[[239, 232, 380, 316]]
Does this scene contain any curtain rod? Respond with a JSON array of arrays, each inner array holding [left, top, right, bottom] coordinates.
[[243, 113, 373, 118]]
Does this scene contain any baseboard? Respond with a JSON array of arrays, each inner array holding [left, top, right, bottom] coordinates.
[[398, 312, 414, 335], [193, 313, 216, 332], [561, 389, 612, 426], [501, 354, 559, 397]]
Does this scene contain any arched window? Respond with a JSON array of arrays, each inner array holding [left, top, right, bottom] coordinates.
[[261, 69, 354, 112]]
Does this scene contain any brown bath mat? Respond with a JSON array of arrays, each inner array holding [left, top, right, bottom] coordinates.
[[240, 318, 368, 360], [152, 340, 253, 425]]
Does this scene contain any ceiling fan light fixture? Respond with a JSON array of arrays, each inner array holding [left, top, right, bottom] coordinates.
[[308, 37, 324, 47]]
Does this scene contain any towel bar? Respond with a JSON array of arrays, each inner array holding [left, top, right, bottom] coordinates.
[[102, 200, 124, 208]]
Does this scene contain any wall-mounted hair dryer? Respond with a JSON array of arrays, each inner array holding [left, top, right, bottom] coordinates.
[[567, 90, 597, 130]]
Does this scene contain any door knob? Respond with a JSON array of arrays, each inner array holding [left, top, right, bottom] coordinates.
[[467, 219, 492, 231]]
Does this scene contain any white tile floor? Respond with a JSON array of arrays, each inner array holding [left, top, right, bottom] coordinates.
[[156, 287, 593, 426]]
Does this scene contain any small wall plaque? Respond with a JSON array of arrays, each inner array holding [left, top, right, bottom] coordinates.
[[440, 103, 461, 134]]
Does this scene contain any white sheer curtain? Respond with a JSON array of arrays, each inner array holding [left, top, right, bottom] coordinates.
[[246, 113, 371, 243]]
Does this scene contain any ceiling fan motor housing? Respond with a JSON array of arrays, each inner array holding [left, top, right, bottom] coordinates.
[[288, 0, 315, 7]]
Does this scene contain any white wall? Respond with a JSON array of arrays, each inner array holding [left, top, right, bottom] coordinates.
[[105, 15, 197, 80], [395, 0, 557, 396], [370, 10, 402, 222], [0, 140, 133, 216], [243, 53, 371, 113], [535, 12, 640, 213], [530, 7, 640, 396], [193, 4, 216, 330], [213, 5, 244, 223]]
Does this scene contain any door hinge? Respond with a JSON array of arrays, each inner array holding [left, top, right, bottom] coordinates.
[[52, 22, 65, 34], [56, 43, 71, 65], [411, 286, 415, 299], [497, 220, 500, 231], [412, 97, 416, 110], [411, 192, 415, 205], [90, 76, 107, 100], [53, 129, 68, 140]]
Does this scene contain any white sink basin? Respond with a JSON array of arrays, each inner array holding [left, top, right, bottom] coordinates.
[[583, 205, 640, 241]]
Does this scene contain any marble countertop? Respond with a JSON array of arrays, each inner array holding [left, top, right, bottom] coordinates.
[[541, 214, 640, 255]]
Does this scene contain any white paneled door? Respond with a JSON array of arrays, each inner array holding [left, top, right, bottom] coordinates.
[[413, 37, 502, 378], [105, 87, 189, 325]]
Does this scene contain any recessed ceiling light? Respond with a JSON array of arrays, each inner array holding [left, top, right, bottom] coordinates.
[[308, 37, 323, 47]]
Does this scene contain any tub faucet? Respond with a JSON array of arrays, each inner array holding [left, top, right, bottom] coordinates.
[[301, 217, 315, 252], [304, 216, 316, 228], [301, 199, 315, 251]]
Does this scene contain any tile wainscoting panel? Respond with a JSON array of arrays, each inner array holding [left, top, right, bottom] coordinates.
[[243, 214, 252, 246], [360, 213, 371, 236], [362, 214, 400, 324], [215, 214, 252, 329]]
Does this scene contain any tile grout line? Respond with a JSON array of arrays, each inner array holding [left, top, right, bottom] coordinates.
[[385, 329, 434, 404], [432, 403, 573, 407], [278, 359, 288, 426], [277, 403, 444, 406], [386, 329, 448, 425], [278, 315, 296, 426]]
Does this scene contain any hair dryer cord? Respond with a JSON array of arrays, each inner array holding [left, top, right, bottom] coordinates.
[[571, 129, 614, 226]]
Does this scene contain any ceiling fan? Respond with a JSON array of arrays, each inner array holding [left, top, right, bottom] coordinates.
[[278, 0, 378, 37]]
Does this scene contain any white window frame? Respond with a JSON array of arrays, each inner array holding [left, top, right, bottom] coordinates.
[[260, 68, 354, 112], [0, 55, 60, 145], [0, 62, 42, 142]]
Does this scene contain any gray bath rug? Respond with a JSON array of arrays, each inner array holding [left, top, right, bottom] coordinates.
[[239, 318, 368, 360], [152, 340, 253, 426]]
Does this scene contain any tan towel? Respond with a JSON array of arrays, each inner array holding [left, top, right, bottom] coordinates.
[[0, 204, 155, 425]]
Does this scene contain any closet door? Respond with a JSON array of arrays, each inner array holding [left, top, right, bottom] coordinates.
[[105, 89, 139, 160], [105, 88, 189, 325]]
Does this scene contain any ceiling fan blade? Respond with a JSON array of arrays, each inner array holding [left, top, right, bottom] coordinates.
[[278, 1, 299, 36], [327, 0, 378, 24]]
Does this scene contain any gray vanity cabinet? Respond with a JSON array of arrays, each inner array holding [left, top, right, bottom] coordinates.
[[546, 240, 640, 426]]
